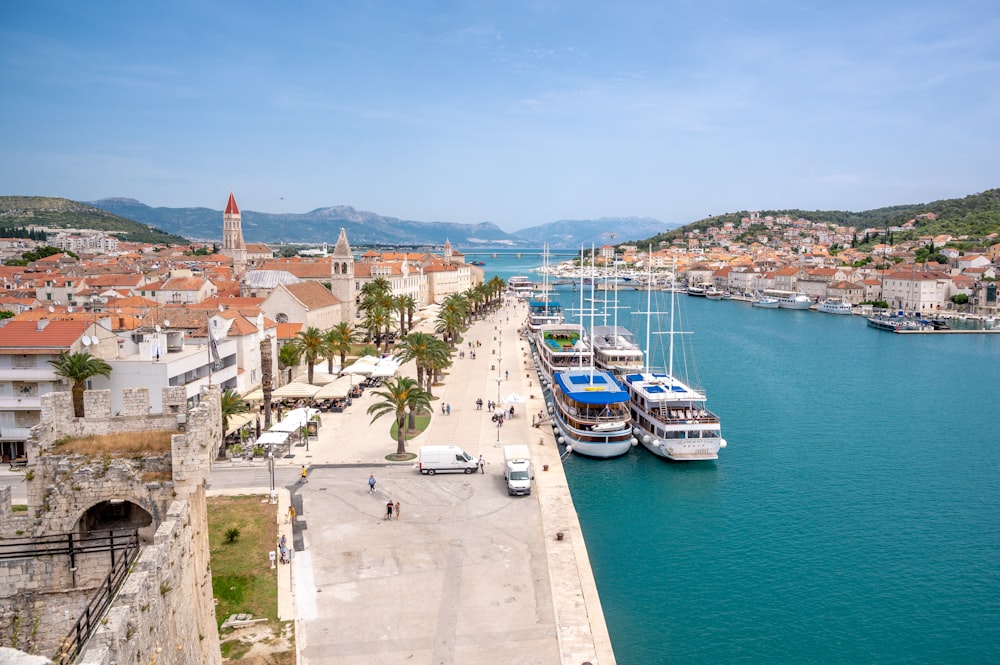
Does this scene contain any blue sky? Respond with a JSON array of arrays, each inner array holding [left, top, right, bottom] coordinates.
[[2, 1, 998, 232]]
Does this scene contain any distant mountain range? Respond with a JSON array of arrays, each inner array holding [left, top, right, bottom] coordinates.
[[87, 198, 677, 248]]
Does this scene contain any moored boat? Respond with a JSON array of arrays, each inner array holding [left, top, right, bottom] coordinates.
[[752, 295, 780, 308], [777, 293, 813, 309], [507, 275, 535, 298], [548, 367, 635, 458], [625, 372, 726, 461], [533, 323, 590, 382], [591, 325, 645, 376], [817, 299, 852, 315], [627, 253, 726, 461], [705, 287, 725, 300]]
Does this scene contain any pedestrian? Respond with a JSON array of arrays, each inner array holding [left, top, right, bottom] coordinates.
[[509, 406, 515, 419], [300, 465, 308, 483], [476, 398, 483, 410], [385, 500, 394, 520], [288, 505, 295, 523], [394, 501, 401, 519], [446, 403, 451, 416], [505, 370, 509, 381], [478, 455, 485, 474], [368, 474, 377, 494]]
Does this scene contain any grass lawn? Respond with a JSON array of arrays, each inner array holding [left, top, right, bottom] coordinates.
[[389, 413, 431, 442], [208, 495, 279, 625]]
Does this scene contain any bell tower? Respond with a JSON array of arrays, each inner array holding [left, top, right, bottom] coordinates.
[[222, 192, 248, 278], [330, 227, 355, 322]]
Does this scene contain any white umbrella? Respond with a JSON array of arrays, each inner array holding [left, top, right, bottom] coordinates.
[[314, 380, 349, 399], [370, 364, 398, 378], [271, 382, 323, 399], [256, 431, 290, 447], [271, 407, 319, 432]]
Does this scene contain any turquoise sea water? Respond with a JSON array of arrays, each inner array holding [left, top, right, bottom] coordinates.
[[480, 250, 1000, 665]]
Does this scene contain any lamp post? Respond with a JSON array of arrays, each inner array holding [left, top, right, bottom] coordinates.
[[267, 451, 275, 504], [496, 376, 503, 443]]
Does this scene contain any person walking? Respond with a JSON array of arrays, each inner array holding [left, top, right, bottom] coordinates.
[[368, 474, 377, 494], [385, 500, 394, 520], [446, 403, 451, 416], [300, 465, 308, 483], [478, 455, 485, 474], [288, 505, 295, 523], [394, 501, 401, 519]]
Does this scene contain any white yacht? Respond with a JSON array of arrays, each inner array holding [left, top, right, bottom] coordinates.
[[777, 293, 813, 309], [590, 325, 645, 376], [752, 295, 780, 308], [548, 367, 635, 458], [507, 275, 535, 299], [817, 299, 852, 315], [626, 255, 726, 461]]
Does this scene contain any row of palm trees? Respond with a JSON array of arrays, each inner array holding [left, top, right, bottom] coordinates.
[[44, 275, 511, 459], [365, 276, 509, 456]]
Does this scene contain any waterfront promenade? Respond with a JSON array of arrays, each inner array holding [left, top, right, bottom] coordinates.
[[240, 298, 616, 664]]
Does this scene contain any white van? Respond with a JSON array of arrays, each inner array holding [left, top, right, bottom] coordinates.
[[418, 445, 478, 475]]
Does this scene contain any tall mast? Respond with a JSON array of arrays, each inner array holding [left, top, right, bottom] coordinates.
[[644, 247, 652, 373]]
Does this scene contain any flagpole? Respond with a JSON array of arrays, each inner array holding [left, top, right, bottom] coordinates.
[[207, 313, 213, 388]]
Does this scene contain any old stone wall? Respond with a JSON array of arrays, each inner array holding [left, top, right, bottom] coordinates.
[[74, 499, 221, 665], [0, 386, 222, 663]]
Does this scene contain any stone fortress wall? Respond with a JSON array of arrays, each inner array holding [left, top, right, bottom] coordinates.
[[0, 386, 223, 665]]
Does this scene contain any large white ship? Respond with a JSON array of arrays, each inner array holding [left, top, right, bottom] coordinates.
[[626, 255, 726, 461]]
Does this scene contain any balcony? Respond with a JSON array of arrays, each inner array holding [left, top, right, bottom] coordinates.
[[0, 426, 33, 441]]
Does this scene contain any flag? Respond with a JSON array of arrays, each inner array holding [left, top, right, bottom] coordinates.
[[209, 331, 221, 364]]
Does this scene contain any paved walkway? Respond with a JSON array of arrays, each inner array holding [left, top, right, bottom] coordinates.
[[240, 299, 616, 664]]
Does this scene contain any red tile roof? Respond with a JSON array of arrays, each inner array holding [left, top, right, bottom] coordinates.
[[0, 320, 89, 351]]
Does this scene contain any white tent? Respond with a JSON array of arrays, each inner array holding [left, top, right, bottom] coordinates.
[[225, 412, 256, 435], [342, 356, 380, 375], [271, 382, 323, 399], [256, 431, 290, 447], [314, 378, 350, 399], [270, 407, 319, 432], [370, 364, 399, 378]]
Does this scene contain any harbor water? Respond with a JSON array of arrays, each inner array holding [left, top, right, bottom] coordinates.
[[480, 249, 1000, 664]]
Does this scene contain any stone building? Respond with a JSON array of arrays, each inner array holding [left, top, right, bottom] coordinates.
[[0, 386, 223, 664]]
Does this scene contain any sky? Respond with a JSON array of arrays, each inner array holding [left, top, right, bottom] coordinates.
[[2, 1, 998, 232]]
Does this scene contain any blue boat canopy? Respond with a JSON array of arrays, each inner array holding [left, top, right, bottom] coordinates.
[[554, 371, 629, 404]]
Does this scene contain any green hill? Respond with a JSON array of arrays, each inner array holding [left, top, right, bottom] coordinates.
[[0, 196, 188, 245], [642, 189, 1000, 249]]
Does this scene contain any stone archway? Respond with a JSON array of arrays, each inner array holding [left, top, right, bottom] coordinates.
[[78, 499, 155, 543]]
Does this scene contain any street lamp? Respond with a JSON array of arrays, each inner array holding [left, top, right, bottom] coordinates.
[[495, 376, 503, 443], [267, 451, 276, 504]]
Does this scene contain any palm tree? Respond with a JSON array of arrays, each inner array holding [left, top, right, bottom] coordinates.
[[277, 343, 301, 386], [48, 351, 112, 418], [435, 294, 468, 346], [367, 376, 431, 456], [395, 332, 449, 394], [363, 305, 395, 353], [289, 326, 325, 384], [220, 388, 249, 451], [423, 338, 452, 397], [325, 322, 359, 369], [398, 294, 417, 334]]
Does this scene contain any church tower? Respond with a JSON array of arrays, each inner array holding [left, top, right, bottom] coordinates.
[[222, 192, 248, 278], [330, 227, 355, 322], [443, 238, 453, 265]]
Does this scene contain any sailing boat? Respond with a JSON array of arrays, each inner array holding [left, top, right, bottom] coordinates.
[[527, 243, 564, 332], [622, 252, 727, 461], [540, 246, 635, 458]]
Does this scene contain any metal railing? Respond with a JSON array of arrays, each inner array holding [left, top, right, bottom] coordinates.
[[0, 529, 141, 664]]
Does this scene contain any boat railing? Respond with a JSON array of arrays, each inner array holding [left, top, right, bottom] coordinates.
[[652, 406, 720, 424]]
